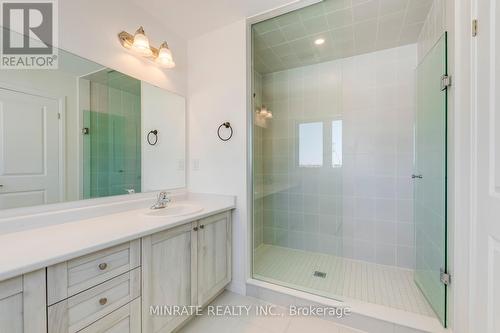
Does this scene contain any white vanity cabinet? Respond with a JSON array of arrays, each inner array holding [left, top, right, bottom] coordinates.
[[76, 298, 141, 333], [196, 212, 232, 307], [47, 240, 141, 305], [141, 222, 197, 333], [0, 269, 46, 333], [47, 240, 142, 333], [0, 207, 233, 333], [142, 211, 232, 333]]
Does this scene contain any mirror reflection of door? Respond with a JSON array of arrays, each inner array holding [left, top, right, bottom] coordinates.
[[0, 88, 62, 209]]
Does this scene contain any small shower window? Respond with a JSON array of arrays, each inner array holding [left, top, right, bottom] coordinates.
[[332, 120, 343, 168], [299, 122, 323, 167]]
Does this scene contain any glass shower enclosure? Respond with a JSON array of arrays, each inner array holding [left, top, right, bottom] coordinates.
[[250, 1, 448, 327], [414, 33, 448, 325]]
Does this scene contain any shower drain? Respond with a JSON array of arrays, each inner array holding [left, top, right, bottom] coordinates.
[[313, 271, 327, 278]]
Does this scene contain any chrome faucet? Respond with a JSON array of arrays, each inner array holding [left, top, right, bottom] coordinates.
[[151, 191, 171, 210]]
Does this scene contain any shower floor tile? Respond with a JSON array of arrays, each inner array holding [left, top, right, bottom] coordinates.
[[253, 244, 436, 318]]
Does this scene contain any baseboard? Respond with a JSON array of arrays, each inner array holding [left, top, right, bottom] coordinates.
[[226, 280, 246, 295]]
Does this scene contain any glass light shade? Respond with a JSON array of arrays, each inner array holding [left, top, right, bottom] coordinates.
[[156, 42, 176, 68], [132, 27, 153, 57], [314, 38, 325, 45]]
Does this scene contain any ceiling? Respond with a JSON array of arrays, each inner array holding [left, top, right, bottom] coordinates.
[[130, 0, 300, 39], [253, 0, 433, 74]]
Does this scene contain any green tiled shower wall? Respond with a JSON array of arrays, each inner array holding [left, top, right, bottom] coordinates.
[[83, 82, 141, 199]]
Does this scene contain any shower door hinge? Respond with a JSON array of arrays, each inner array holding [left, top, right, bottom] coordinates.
[[441, 75, 452, 91], [440, 268, 451, 286], [472, 19, 478, 37]]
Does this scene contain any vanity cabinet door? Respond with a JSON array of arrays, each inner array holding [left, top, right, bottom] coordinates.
[[142, 222, 197, 333], [197, 211, 232, 307], [0, 269, 47, 333]]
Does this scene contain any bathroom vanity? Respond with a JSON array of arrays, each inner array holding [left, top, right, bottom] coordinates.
[[0, 192, 234, 333], [0, 24, 235, 333]]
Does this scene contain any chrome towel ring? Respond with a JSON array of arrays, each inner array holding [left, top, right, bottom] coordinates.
[[147, 130, 158, 145], [217, 122, 233, 142]]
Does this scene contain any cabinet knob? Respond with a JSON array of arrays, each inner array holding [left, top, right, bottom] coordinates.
[[99, 297, 108, 305], [199, 225, 205, 229], [193, 227, 198, 231], [98, 263, 108, 270]]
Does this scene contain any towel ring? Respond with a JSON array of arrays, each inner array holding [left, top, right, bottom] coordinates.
[[147, 130, 158, 145], [217, 122, 233, 142]]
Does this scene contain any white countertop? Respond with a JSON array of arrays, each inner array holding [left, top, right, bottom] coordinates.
[[0, 192, 235, 282]]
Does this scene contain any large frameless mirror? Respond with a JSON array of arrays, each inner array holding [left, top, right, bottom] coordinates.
[[0, 27, 186, 210]]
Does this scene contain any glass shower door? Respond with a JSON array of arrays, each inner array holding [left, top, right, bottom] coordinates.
[[414, 33, 448, 326], [82, 73, 142, 199]]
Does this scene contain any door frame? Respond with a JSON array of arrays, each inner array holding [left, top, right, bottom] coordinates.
[[76, 67, 106, 200], [449, 0, 479, 332], [0, 81, 66, 203], [465, 0, 500, 331]]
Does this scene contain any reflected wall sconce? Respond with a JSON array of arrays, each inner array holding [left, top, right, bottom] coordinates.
[[118, 26, 176, 69], [256, 106, 273, 119]]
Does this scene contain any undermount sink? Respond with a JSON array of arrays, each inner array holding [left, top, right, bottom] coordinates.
[[143, 203, 203, 218]]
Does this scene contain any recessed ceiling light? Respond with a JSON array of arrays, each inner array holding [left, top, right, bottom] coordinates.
[[314, 38, 325, 45]]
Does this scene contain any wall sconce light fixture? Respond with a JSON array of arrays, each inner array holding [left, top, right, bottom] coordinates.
[[118, 26, 176, 69]]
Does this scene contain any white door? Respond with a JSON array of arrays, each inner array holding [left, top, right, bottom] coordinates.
[[471, 0, 500, 332], [0, 88, 61, 209]]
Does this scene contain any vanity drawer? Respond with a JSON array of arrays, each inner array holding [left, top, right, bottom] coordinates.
[[77, 297, 141, 333], [48, 268, 141, 333], [48, 240, 141, 305]]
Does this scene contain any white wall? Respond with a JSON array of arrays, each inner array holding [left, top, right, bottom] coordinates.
[[141, 82, 186, 192], [187, 20, 248, 294], [59, 0, 187, 96]]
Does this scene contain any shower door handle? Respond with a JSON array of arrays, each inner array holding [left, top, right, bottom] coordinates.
[[412, 174, 423, 179]]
